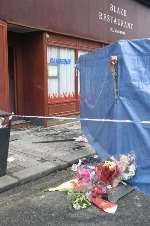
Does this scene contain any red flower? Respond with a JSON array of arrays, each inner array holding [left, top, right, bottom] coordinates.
[[108, 56, 118, 65], [95, 161, 120, 185]]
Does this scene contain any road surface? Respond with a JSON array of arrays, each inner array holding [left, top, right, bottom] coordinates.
[[0, 168, 150, 226]]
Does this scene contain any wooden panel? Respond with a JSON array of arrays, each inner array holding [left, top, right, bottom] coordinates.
[[1, 0, 150, 42], [48, 100, 80, 116], [0, 21, 9, 112], [14, 44, 24, 114], [7, 31, 48, 119], [8, 32, 27, 114], [77, 39, 103, 51], [47, 33, 103, 51], [47, 33, 77, 49], [22, 32, 48, 117]]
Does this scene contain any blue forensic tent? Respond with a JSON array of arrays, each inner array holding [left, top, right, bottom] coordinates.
[[78, 39, 150, 194]]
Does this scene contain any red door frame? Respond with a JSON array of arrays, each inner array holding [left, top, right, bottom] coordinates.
[[0, 20, 9, 112]]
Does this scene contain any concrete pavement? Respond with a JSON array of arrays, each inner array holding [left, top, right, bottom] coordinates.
[[0, 121, 94, 192]]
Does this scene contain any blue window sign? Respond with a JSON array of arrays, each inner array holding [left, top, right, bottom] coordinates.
[[49, 58, 71, 65]]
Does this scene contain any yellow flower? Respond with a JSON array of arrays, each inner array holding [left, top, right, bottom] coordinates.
[[103, 161, 115, 168]]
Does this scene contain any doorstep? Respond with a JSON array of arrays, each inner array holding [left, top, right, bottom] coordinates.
[[11, 120, 32, 129]]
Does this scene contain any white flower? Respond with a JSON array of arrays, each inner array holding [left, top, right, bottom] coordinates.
[[73, 203, 81, 210]]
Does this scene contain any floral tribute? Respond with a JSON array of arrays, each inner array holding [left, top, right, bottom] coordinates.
[[108, 56, 118, 79], [108, 55, 118, 98], [47, 153, 136, 214], [0, 116, 10, 129]]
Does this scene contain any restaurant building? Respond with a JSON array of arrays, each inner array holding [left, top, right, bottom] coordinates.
[[0, 0, 150, 118]]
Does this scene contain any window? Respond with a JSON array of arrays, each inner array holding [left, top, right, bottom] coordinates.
[[78, 50, 88, 94], [47, 47, 59, 95], [47, 46, 75, 98], [48, 65, 58, 77]]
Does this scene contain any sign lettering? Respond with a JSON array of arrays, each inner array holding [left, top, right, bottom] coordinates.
[[98, 3, 134, 36], [49, 58, 71, 65]]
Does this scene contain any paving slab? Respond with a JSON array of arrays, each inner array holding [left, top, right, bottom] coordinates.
[[0, 175, 18, 192], [0, 121, 95, 193], [12, 162, 60, 184]]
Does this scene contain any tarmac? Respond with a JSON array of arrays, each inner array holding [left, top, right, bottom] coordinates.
[[0, 120, 95, 193]]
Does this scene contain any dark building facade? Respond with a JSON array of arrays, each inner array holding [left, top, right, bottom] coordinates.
[[0, 0, 150, 117]]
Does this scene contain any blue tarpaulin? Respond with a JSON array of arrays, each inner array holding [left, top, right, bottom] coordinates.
[[78, 38, 150, 194]]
